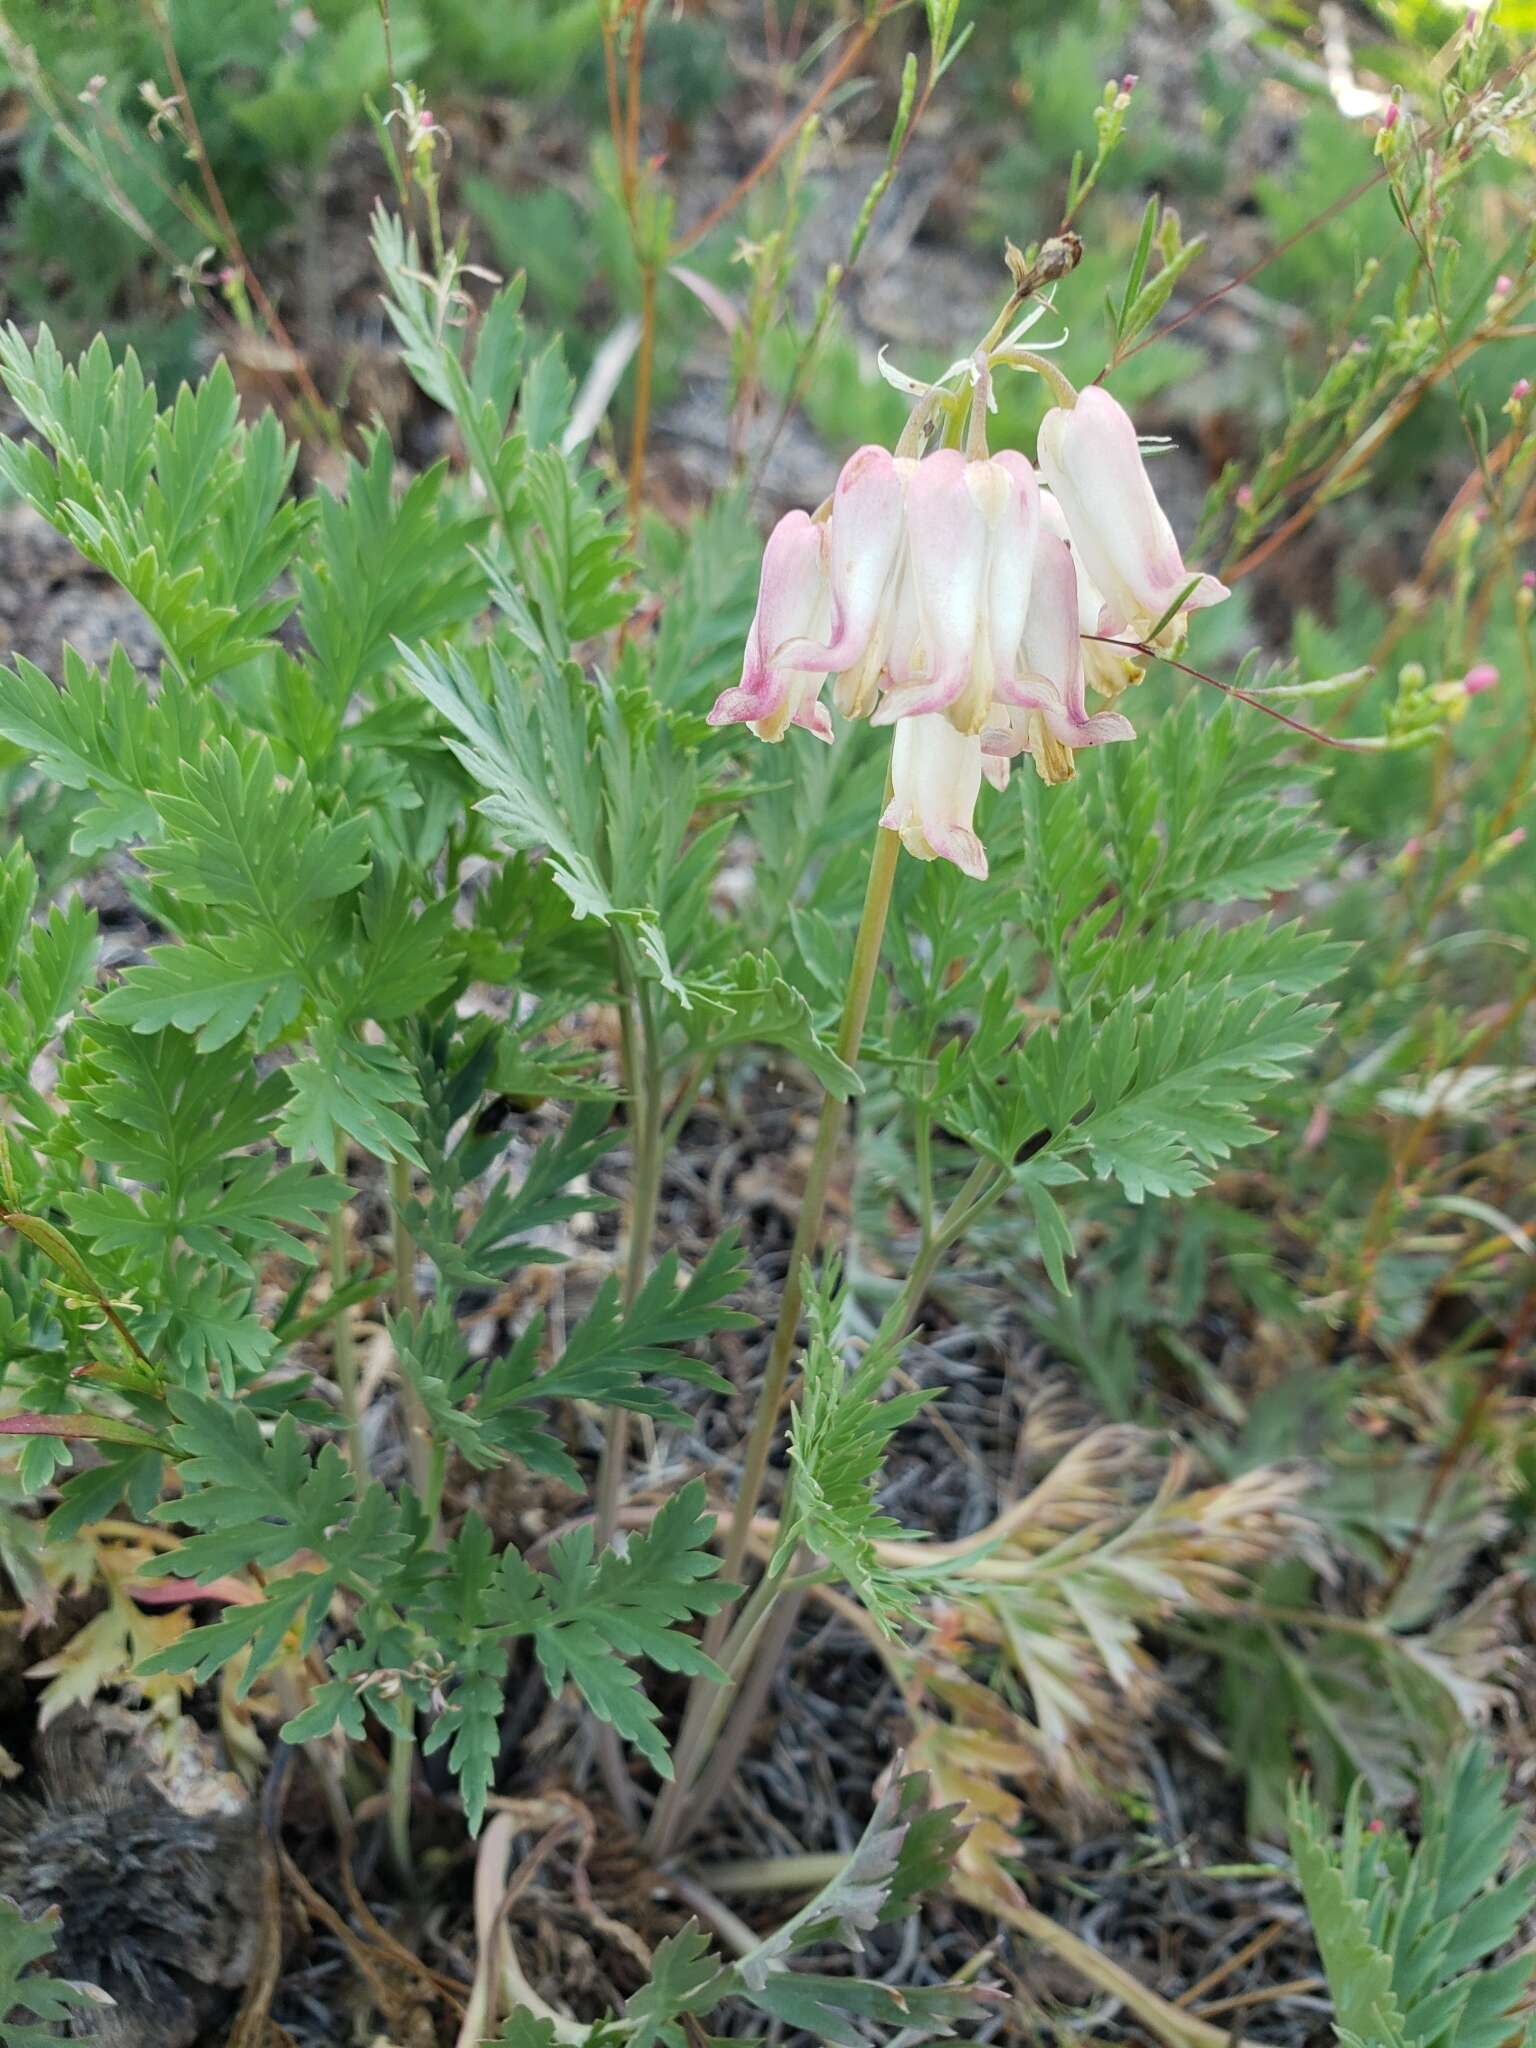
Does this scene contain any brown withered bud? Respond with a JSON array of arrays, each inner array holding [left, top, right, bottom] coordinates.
[[1003, 232, 1084, 301], [1035, 232, 1084, 283]]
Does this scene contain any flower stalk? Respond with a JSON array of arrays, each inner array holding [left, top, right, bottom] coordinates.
[[645, 807, 901, 1857], [331, 1132, 364, 1478], [596, 950, 665, 1545]]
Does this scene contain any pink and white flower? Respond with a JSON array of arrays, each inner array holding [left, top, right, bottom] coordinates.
[[1039, 490, 1144, 703], [708, 445, 1044, 742], [986, 530, 1136, 786], [709, 376, 1224, 875], [866, 448, 1039, 733], [880, 713, 989, 878], [1037, 386, 1228, 644], [706, 509, 835, 743], [776, 444, 907, 712]]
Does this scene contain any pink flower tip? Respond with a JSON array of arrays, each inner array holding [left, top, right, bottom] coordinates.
[[1235, 483, 1254, 508], [1508, 825, 1528, 849], [1463, 663, 1499, 696], [1513, 378, 1532, 401], [1402, 836, 1422, 858], [1367, 1818, 1385, 1834], [1121, 73, 1138, 92], [1523, 570, 1536, 590], [418, 109, 435, 127], [1496, 275, 1514, 294], [1382, 101, 1400, 130]]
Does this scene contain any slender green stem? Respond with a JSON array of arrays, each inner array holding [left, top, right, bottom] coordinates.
[[674, 1557, 787, 1775], [423, 1438, 448, 1532], [680, 1579, 806, 1850], [719, 819, 900, 1591], [886, 1158, 1006, 1330], [913, 1107, 936, 1252], [386, 1716, 415, 1888], [647, 816, 901, 1859], [331, 1131, 364, 1476], [990, 346, 1077, 408], [390, 1155, 434, 1504], [596, 954, 665, 1546], [385, 1152, 435, 1884], [664, 1161, 1005, 1856]]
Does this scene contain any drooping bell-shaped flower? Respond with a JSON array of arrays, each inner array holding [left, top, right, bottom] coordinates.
[[880, 711, 989, 878], [773, 444, 1041, 738], [776, 445, 906, 712], [1037, 386, 1228, 645], [988, 530, 1136, 785], [1039, 489, 1143, 704], [868, 448, 1039, 734], [709, 350, 1222, 877], [706, 509, 835, 743]]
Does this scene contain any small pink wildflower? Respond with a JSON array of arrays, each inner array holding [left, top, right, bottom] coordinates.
[[1235, 483, 1255, 509], [1513, 378, 1532, 402], [1463, 662, 1499, 696]]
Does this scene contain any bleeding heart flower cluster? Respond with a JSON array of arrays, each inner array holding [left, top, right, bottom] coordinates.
[[709, 385, 1229, 880]]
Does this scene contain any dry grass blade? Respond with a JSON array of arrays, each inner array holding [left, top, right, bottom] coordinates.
[[903, 1439, 1315, 1837]]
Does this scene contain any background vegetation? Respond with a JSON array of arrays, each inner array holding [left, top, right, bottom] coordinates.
[[0, 1, 1532, 2044]]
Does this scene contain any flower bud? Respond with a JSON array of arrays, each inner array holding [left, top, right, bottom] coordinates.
[[1037, 387, 1228, 644]]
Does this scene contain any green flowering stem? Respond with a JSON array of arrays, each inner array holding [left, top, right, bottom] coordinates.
[[661, 1159, 1004, 1858], [721, 817, 900, 1590], [596, 951, 666, 1550], [647, 812, 901, 1859], [391, 1154, 433, 1505], [330, 1131, 364, 1478], [386, 1716, 415, 1889], [594, 942, 666, 1834], [665, 1552, 791, 1796], [991, 346, 1078, 409], [387, 1151, 429, 1889]]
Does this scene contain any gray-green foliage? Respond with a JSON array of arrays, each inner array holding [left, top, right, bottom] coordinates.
[[492, 1772, 972, 2047], [875, 688, 1348, 1294], [1288, 1743, 1536, 2048], [0, 205, 1343, 1860]]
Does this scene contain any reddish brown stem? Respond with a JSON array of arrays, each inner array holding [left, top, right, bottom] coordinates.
[[143, 0, 333, 430], [674, 4, 899, 257], [1091, 636, 1373, 749]]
